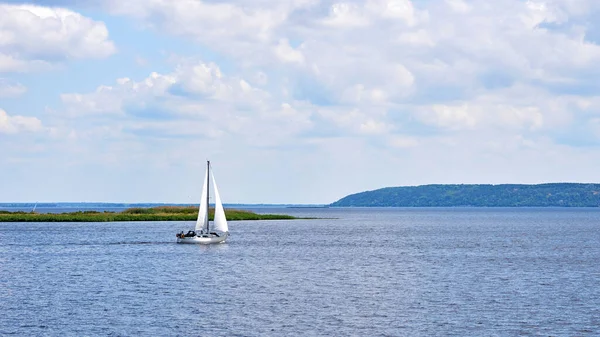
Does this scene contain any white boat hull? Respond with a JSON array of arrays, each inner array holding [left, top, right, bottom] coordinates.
[[178, 161, 230, 245], [176, 232, 229, 244]]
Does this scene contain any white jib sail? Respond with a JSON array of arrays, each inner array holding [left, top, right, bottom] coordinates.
[[211, 171, 228, 233], [195, 168, 209, 232]]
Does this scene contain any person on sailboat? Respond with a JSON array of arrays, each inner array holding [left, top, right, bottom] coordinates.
[[176, 160, 229, 244]]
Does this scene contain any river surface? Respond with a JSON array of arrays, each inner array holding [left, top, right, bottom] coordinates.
[[1, 207, 600, 336]]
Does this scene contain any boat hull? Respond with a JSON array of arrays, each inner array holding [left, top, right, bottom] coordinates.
[[176, 232, 229, 244]]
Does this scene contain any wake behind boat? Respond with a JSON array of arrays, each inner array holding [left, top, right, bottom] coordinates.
[[177, 160, 229, 244]]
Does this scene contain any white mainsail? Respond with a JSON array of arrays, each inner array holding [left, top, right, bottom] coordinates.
[[177, 160, 229, 244], [211, 170, 229, 233], [195, 168, 209, 232]]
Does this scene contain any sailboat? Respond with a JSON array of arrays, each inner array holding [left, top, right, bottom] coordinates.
[[176, 160, 229, 244]]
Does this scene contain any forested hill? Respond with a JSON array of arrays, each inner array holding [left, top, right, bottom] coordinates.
[[330, 183, 600, 207]]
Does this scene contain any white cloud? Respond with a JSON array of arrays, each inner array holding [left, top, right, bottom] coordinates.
[[421, 103, 544, 131], [92, 0, 600, 103], [7, 0, 600, 203], [0, 79, 26, 97], [316, 106, 392, 136], [366, 0, 422, 25], [0, 4, 115, 72], [274, 39, 305, 64], [359, 119, 391, 135], [394, 64, 415, 88], [340, 84, 388, 104], [0, 53, 52, 73], [414, 83, 589, 132], [323, 0, 424, 28], [106, 0, 290, 42], [60, 61, 269, 117], [58, 59, 315, 148], [0, 108, 43, 134], [323, 3, 369, 27], [175, 63, 228, 97]]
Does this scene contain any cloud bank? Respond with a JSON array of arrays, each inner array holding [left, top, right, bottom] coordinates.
[[2, 0, 600, 203], [0, 4, 115, 72]]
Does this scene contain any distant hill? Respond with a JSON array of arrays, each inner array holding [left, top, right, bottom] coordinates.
[[330, 183, 600, 207]]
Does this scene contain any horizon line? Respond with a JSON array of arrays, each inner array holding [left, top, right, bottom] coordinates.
[[0, 202, 328, 206]]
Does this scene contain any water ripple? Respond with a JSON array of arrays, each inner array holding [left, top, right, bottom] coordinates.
[[1, 209, 600, 335]]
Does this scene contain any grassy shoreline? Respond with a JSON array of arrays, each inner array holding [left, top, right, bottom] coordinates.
[[0, 206, 298, 222]]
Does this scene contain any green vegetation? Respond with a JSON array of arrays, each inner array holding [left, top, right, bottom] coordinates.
[[0, 206, 297, 222], [330, 183, 600, 207]]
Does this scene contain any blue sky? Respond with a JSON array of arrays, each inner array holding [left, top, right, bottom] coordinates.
[[2, 0, 600, 204]]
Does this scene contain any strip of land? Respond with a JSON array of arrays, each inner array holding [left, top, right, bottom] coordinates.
[[331, 183, 600, 207], [0, 206, 298, 222]]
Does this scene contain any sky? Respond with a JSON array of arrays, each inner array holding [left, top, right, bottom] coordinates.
[[2, 0, 600, 204]]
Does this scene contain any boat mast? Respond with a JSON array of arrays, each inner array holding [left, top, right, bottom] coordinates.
[[206, 160, 210, 233]]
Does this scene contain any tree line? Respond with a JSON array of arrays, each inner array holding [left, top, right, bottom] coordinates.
[[330, 183, 600, 207]]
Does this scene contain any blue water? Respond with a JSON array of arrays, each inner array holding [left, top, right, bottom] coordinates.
[[1, 208, 600, 336]]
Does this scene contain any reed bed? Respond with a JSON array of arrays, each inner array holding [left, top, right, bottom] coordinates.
[[0, 207, 297, 222]]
